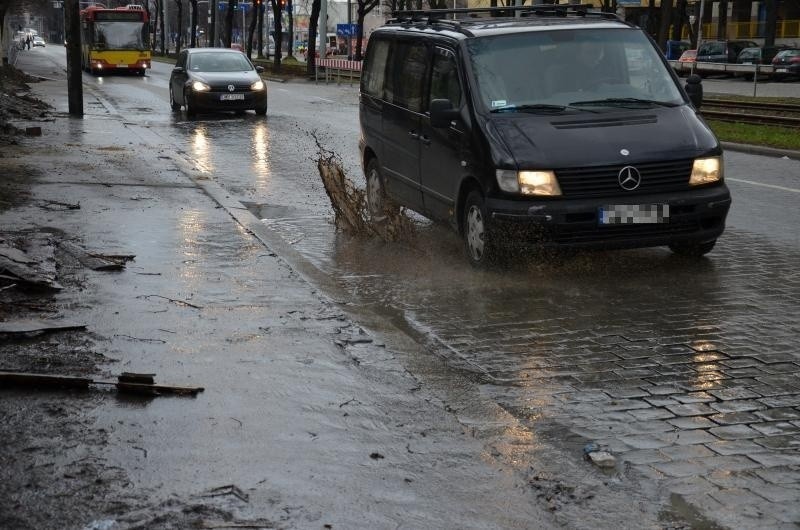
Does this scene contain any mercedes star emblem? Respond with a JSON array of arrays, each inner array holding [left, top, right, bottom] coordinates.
[[618, 166, 642, 191], [227, 84, 235, 92]]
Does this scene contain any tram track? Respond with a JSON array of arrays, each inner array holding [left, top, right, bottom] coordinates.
[[701, 98, 800, 128]]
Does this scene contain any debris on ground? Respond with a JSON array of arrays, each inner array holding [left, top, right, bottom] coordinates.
[[0, 64, 51, 145], [0, 238, 62, 291], [0, 370, 205, 396], [200, 484, 250, 503], [58, 240, 134, 271], [314, 141, 416, 243]]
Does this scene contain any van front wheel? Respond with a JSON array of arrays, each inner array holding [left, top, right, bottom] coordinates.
[[463, 190, 497, 267]]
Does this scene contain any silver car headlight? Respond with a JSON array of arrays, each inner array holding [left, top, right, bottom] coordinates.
[[192, 81, 210, 92], [250, 80, 265, 91], [689, 156, 723, 186], [496, 169, 562, 196]]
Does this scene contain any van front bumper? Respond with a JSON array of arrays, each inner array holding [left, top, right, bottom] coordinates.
[[485, 184, 731, 250]]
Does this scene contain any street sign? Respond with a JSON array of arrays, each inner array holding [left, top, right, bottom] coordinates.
[[336, 23, 359, 38], [616, 0, 641, 5]]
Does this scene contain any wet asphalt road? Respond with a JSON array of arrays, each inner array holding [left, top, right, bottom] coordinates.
[[29, 46, 800, 527]]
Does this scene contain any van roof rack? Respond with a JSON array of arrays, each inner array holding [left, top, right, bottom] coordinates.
[[390, 5, 619, 23]]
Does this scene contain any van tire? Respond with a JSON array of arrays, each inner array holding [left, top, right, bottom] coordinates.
[[463, 190, 497, 267], [366, 158, 397, 220], [669, 239, 716, 257]]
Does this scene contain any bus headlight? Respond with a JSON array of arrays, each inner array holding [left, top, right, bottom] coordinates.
[[192, 81, 210, 92], [689, 157, 723, 186], [250, 80, 265, 91], [496, 169, 561, 196]]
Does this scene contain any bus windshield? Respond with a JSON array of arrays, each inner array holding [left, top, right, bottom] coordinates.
[[94, 21, 147, 49], [467, 28, 684, 112]]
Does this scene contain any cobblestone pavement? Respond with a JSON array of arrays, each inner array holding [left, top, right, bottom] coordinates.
[[256, 217, 800, 528]]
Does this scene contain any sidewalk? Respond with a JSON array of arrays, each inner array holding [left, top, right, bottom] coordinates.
[[0, 53, 556, 529]]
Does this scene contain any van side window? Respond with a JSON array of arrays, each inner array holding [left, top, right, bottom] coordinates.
[[386, 41, 428, 113], [362, 39, 389, 98], [429, 49, 462, 109]]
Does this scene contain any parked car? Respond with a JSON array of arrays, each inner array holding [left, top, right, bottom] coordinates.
[[32, 36, 46, 47], [169, 48, 267, 117], [359, 7, 730, 266], [736, 45, 787, 80], [665, 40, 690, 60], [771, 48, 800, 80], [696, 40, 758, 64], [674, 49, 697, 76]]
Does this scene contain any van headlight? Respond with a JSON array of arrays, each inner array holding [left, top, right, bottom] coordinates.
[[689, 157, 723, 186], [250, 80, 265, 91], [496, 169, 562, 196], [192, 81, 211, 92]]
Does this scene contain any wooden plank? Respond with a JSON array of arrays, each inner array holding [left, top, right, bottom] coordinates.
[[0, 371, 92, 389], [0, 319, 87, 334]]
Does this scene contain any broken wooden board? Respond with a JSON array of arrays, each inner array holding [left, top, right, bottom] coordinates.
[[58, 240, 132, 271], [0, 255, 62, 290], [0, 370, 203, 397], [0, 319, 87, 335], [0, 371, 92, 390]]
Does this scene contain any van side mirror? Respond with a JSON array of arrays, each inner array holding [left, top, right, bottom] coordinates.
[[430, 99, 460, 128], [172, 66, 185, 74], [255, 65, 264, 73], [685, 74, 703, 109]]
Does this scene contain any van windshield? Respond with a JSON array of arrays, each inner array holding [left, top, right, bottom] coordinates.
[[467, 28, 684, 112]]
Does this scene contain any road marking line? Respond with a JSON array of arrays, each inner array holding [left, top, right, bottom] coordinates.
[[312, 96, 334, 103], [727, 177, 800, 194]]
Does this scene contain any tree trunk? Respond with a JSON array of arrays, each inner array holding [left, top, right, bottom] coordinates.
[[160, 0, 167, 55], [225, 0, 236, 47], [657, 0, 672, 51], [175, 0, 183, 55], [257, 1, 264, 58], [356, 7, 365, 60], [151, 0, 160, 53], [764, 0, 776, 47], [247, 0, 258, 57], [287, 0, 294, 58], [306, 0, 321, 75], [65, 0, 83, 116], [646, 0, 657, 38], [270, 0, 282, 71], [190, 0, 198, 48], [671, 0, 686, 41], [717, 0, 728, 39]]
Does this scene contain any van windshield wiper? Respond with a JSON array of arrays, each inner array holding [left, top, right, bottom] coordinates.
[[490, 103, 598, 114], [569, 98, 680, 108]]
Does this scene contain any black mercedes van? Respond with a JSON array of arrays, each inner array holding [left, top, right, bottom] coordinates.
[[358, 6, 731, 266]]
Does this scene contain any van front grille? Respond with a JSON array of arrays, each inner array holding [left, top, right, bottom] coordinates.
[[555, 159, 694, 198]]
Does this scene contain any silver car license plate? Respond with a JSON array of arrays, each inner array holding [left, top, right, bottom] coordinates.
[[220, 93, 244, 101], [599, 204, 669, 225]]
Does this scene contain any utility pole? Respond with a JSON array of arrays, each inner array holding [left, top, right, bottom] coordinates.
[[64, 0, 83, 116]]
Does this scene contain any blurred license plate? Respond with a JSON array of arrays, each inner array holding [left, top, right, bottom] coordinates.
[[117, 64, 128, 68], [220, 94, 244, 101], [599, 204, 669, 225], [776, 68, 787, 72]]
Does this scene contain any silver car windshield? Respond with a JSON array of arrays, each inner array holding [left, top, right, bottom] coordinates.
[[467, 28, 684, 112]]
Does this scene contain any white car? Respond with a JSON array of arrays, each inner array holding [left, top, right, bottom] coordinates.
[[33, 36, 46, 47]]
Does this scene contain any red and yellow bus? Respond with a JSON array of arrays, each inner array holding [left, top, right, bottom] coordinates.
[[80, 4, 151, 75]]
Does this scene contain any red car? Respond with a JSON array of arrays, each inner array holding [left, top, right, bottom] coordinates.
[[674, 49, 696, 76]]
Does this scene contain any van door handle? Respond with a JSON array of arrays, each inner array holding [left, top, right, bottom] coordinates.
[[408, 131, 419, 139], [420, 135, 431, 146]]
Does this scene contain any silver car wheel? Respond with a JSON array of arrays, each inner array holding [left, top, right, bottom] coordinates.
[[466, 204, 485, 261], [366, 166, 384, 218]]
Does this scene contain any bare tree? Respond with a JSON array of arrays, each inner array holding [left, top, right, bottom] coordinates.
[[269, 0, 284, 70], [764, 0, 777, 46], [306, 0, 320, 74], [189, 0, 198, 47], [355, 0, 379, 60], [671, 0, 687, 42], [656, 0, 672, 50], [257, 0, 265, 58], [175, 0, 183, 54], [224, 0, 236, 47], [286, 0, 294, 58], [247, 0, 258, 57]]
